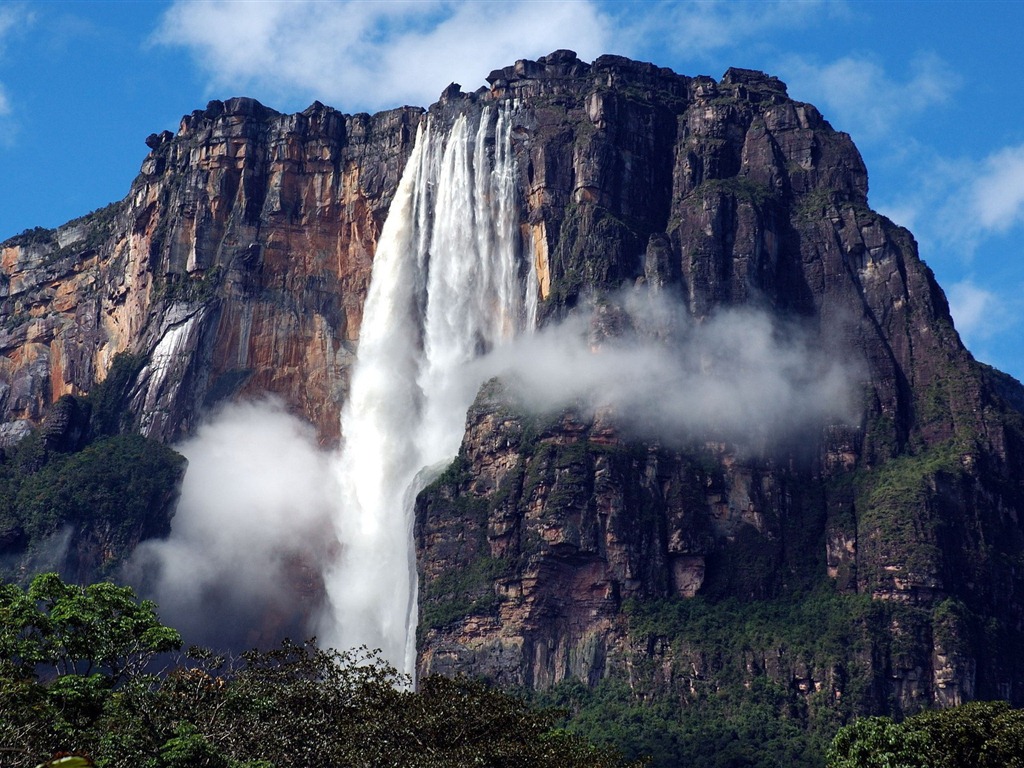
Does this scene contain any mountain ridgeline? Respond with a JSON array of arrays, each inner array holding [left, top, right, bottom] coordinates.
[[2, 50, 1024, 764]]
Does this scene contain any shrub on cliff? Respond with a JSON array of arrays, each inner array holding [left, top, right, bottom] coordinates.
[[0, 353, 186, 582]]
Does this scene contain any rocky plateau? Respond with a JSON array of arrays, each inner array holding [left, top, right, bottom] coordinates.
[[3, 51, 1024, 743]]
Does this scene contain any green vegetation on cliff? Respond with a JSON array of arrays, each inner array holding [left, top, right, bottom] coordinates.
[[0, 354, 185, 582], [531, 589, 961, 768]]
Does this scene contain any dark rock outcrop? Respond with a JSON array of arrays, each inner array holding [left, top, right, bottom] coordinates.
[[409, 52, 1024, 718]]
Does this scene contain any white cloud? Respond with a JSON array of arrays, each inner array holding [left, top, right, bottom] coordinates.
[[155, 0, 853, 112], [898, 142, 1024, 258], [945, 278, 1024, 376], [948, 279, 1006, 343], [870, 149, 967, 252], [780, 52, 957, 142], [968, 144, 1024, 233], [155, 0, 613, 112]]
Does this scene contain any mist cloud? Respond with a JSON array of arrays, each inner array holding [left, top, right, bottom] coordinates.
[[129, 290, 860, 651], [477, 289, 860, 449], [127, 398, 339, 649]]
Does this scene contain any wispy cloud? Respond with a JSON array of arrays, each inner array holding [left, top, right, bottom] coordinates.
[[967, 143, 1024, 234], [893, 142, 1024, 259], [869, 148, 964, 246], [946, 277, 1023, 374], [155, 0, 613, 112], [948, 279, 1009, 342], [614, 0, 846, 62], [779, 52, 958, 143], [0, 4, 32, 143], [0, 5, 23, 40]]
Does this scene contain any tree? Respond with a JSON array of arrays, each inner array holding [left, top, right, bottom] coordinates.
[[0, 573, 181, 767], [827, 716, 934, 768], [1, 580, 639, 768], [827, 702, 1024, 768], [3, 572, 181, 683]]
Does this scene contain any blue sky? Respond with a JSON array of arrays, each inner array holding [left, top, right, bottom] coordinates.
[[1, 0, 1022, 382]]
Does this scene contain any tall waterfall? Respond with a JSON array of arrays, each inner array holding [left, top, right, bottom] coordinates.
[[321, 104, 537, 675]]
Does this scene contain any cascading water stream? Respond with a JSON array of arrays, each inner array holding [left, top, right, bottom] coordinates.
[[321, 104, 537, 676]]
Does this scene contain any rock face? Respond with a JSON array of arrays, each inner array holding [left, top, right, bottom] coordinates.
[[3, 51, 1024, 732], [0, 98, 421, 445], [410, 52, 1024, 718]]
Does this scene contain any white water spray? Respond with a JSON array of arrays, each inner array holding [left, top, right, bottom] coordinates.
[[320, 104, 536, 675]]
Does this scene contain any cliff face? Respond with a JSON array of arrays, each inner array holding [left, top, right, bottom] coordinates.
[[0, 98, 421, 445], [411, 53, 1024, 715], [3, 50, 1024, 730]]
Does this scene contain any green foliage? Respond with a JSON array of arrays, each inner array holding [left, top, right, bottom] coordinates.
[[419, 556, 509, 635], [4, 204, 121, 270], [827, 716, 934, 768], [860, 440, 961, 516], [0, 435, 185, 579], [0, 351, 185, 581], [622, 585, 932, 685], [16, 435, 183, 548], [0, 579, 637, 768], [154, 265, 223, 304], [695, 175, 776, 207], [0, 573, 181, 683], [827, 701, 1024, 768], [854, 439, 964, 588], [6, 226, 56, 249], [565, 588, 958, 768], [539, 674, 823, 768], [156, 725, 229, 768], [795, 187, 841, 222], [0, 574, 180, 766]]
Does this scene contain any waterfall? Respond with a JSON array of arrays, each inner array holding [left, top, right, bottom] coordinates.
[[320, 104, 537, 676]]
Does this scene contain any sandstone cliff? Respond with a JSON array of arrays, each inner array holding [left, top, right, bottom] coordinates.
[[0, 98, 421, 445]]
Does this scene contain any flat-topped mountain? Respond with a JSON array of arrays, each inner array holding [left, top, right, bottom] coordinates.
[[3, 50, 1024, 767]]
